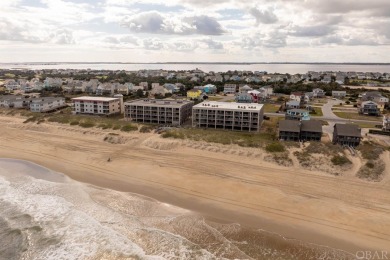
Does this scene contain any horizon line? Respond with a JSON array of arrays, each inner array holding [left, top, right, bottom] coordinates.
[[1, 62, 390, 65]]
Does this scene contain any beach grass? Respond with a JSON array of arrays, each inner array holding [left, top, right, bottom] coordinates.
[[263, 104, 281, 113], [161, 128, 276, 148]]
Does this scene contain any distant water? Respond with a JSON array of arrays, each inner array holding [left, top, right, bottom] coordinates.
[[0, 159, 354, 260], [1, 63, 390, 74]]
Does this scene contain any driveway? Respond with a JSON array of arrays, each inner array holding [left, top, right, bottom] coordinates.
[[321, 98, 343, 120]]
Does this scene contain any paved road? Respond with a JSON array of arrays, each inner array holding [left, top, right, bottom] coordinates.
[[265, 98, 380, 125], [321, 99, 342, 120]]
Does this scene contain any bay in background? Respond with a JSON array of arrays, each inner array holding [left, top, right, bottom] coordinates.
[[1, 63, 390, 74]]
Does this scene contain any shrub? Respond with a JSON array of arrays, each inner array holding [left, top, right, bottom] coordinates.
[[161, 130, 185, 139], [112, 125, 121, 130], [331, 155, 351, 166], [70, 121, 79, 125], [366, 161, 374, 169], [79, 122, 95, 128], [121, 124, 138, 132], [48, 117, 70, 124], [23, 117, 37, 124], [140, 125, 154, 133], [265, 142, 285, 153]]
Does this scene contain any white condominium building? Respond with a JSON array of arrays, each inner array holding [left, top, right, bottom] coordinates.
[[124, 99, 193, 126], [193, 101, 264, 132], [72, 96, 121, 115]]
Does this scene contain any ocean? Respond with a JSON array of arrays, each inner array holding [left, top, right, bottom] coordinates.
[[1, 63, 390, 74], [0, 159, 355, 260]]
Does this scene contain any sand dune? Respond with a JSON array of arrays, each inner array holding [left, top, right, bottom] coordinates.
[[0, 114, 389, 255]]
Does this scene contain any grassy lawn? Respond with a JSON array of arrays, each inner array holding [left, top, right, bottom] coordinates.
[[333, 112, 382, 121], [263, 103, 281, 113], [207, 96, 223, 101], [310, 107, 323, 117], [351, 123, 380, 128]]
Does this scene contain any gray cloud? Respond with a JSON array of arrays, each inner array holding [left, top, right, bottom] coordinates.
[[291, 25, 335, 37], [304, 0, 390, 14], [49, 29, 75, 44], [182, 0, 230, 7], [249, 7, 278, 24], [121, 11, 226, 35], [200, 38, 224, 49], [171, 41, 198, 52], [239, 30, 286, 50], [142, 38, 164, 50]]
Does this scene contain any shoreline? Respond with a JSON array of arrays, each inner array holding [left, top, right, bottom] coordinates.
[[0, 157, 356, 258], [0, 115, 389, 254]]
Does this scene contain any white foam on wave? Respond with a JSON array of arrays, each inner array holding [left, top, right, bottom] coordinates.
[[0, 175, 155, 260], [0, 160, 222, 260]]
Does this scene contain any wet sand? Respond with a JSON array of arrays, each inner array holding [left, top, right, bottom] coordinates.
[[0, 114, 389, 255]]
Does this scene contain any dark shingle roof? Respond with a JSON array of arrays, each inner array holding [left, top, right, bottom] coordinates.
[[334, 124, 361, 138], [279, 120, 300, 132], [301, 120, 322, 133]]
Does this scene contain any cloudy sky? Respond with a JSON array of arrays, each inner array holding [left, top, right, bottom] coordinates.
[[1, 0, 389, 63]]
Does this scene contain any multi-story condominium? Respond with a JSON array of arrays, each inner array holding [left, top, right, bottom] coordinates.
[[333, 124, 361, 147], [30, 97, 66, 113], [359, 101, 379, 116], [192, 101, 264, 132], [124, 99, 194, 126], [223, 84, 236, 94], [72, 96, 121, 115], [0, 95, 27, 108]]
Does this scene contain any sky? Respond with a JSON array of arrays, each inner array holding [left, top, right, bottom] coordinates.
[[0, 0, 389, 63]]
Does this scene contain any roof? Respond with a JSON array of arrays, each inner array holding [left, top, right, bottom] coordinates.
[[288, 109, 308, 113], [193, 101, 263, 111], [334, 124, 361, 138], [301, 120, 322, 133], [361, 101, 378, 106], [72, 96, 119, 102], [241, 85, 252, 90], [124, 99, 193, 108], [286, 100, 300, 105], [31, 97, 64, 105], [279, 120, 300, 132]]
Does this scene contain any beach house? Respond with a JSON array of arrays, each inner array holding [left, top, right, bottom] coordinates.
[[223, 84, 237, 94], [383, 115, 390, 131], [30, 97, 66, 113], [285, 109, 310, 121], [359, 101, 379, 116], [235, 93, 254, 103], [278, 120, 322, 141], [332, 91, 347, 99], [187, 89, 203, 100], [333, 124, 362, 147]]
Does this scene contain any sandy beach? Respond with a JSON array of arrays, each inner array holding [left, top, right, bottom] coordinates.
[[0, 114, 389, 255]]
